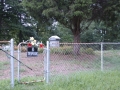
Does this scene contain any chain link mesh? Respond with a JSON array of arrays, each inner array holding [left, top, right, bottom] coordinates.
[[103, 43, 120, 71], [50, 43, 101, 76], [0, 42, 120, 82], [0, 44, 11, 80], [50, 43, 120, 78], [15, 44, 44, 83]]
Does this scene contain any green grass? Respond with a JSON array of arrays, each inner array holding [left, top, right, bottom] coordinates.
[[103, 50, 120, 70], [0, 61, 9, 70], [0, 71, 120, 90]]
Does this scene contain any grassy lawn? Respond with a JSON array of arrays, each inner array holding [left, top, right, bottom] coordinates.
[[0, 71, 120, 90], [103, 50, 120, 70]]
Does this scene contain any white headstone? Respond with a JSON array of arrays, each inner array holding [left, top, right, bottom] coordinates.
[[49, 35, 60, 47]]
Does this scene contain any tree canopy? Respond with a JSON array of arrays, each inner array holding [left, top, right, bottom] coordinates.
[[22, 0, 93, 43], [0, 0, 120, 45], [22, 0, 120, 42], [21, 0, 120, 54]]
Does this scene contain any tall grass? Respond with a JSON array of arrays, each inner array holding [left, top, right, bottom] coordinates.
[[103, 50, 120, 70], [0, 71, 120, 90]]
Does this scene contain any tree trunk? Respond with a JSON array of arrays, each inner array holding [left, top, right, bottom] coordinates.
[[0, 14, 2, 33], [71, 17, 81, 55], [73, 32, 80, 55], [19, 30, 23, 42]]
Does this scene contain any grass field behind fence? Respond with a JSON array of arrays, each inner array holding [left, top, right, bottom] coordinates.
[[0, 71, 120, 90]]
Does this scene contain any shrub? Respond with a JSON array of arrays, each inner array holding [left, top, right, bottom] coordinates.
[[84, 48, 95, 55], [21, 46, 27, 52], [14, 45, 18, 50], [38, 48, 44, 53], [50, 46, 73, 55], [60, 46, 72, 55], [80, 47, 86, 53], [50, 47, 59, 54], [80, 47, 94, 55]]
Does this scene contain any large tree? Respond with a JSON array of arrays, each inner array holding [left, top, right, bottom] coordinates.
[[22, 0, 120, 54], [22, 0, 93, 42], [22, 0, 93, 54]]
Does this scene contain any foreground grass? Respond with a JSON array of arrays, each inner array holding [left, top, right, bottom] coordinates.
[[0, 71, 120, 90]]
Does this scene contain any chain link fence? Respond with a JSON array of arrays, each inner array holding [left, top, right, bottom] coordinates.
[[0, 43, 11, 80], [0, 42, 120, 83], [102, 43, 120, 71], [50, 43, 101, 77], [50, 43, 120, 78]]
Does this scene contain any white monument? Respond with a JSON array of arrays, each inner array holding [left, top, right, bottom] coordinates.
[[49, 35, 60, 47]]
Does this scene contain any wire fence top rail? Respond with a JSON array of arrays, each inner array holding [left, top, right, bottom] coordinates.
[[60, 42, 120, 44], [0, 41, 10, 43]]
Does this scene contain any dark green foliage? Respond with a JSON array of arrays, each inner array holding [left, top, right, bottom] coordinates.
[[0, 0, 40, 43], [1, 0, 120, 44], [22, 0, 93, 43], [22, 0, 120, 44]]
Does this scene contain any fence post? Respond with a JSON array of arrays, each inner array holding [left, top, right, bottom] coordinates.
[[46, 41, 50, 83], [44, 48, 47, 81], [17, 44, 20, 82], [10, 39, 14, 87], [101, 42, 103, 71]]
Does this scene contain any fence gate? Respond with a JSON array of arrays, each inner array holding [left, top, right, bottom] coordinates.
[[17, 41, 45, 84]]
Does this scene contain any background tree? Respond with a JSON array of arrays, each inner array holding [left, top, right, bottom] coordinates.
[[22, 0, 93, 42], [0, 0, 16, 40], [1, 0, 120, 45], [22, 0, 120, 54], [0, 0, 40, 43], [91, 0, 120, 42], [22, 0, 93, 54], [54, 23, 73, 43]]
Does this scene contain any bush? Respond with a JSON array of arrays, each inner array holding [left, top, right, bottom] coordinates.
[[80, 47, 94, 55], [50, 47, 59, 54], [38, 48, 44, 53], [21, 46, 27, 52], [84, 48, 95, 55], [80, 47, 86, 53], [14, 45, 18, 50], [60, 46, 72, 55], [51, 46, 73, 55]]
